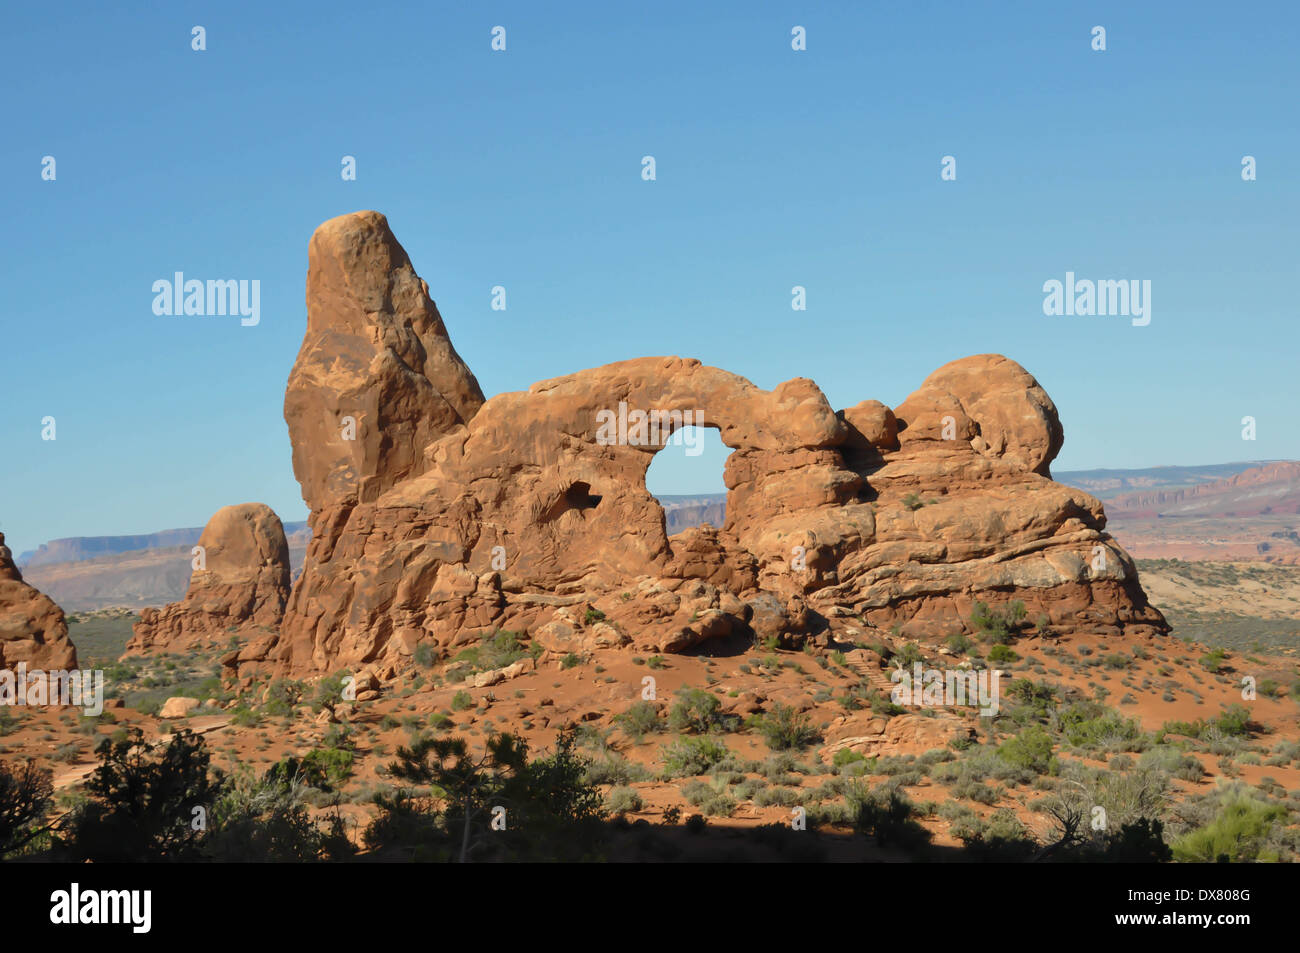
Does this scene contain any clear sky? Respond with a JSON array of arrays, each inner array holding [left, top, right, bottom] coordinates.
[[2, 1, 1297, 556]]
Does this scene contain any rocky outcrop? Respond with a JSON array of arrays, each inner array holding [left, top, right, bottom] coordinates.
[[285, 209, 484, 514], [0, 532, 77, 670], [242, 211, 1166, 680], [127, 504, 290, 654]]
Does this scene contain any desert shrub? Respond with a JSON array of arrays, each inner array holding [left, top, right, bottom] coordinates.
[[997, 725, 1058, 776], [264, 679, 303, 718], [1057, 702, 1145, 752], [754, 785, 802, 807], [207, 764, 352, 862], [297, 747, 355, 791], [952, 779, 1001, 805], [945, 632, 974, 655], [833, 748, 866, 768], [845, 781, 931, 852], [1215, 704, 1252, 737], [413, 642, 437, 668], [680, 779, 736, 817], [62, 727, 220, 862], [614, 701, 662, 741], [1139, 746, 1205, 782], [1103, 817, 1173, 862], [367, 729, 606, 862], [956, 808, 1038, 860], [231, 705, 260, 727], [450, 690, 474, 711], [1199, 647, 1228, 673], [1161, 704, 1255, 744], [895, 642, 925, 666], [313, 672, 352, 712], [988, 644, 1020, 664], [584, 753, 652, 786], [750, 703, 819, 751], [0, 760, 53, 857], [668, 687, 735, 734], [661, 736, 730, 777], [1172, 794, 1288, 863], [970, 600, 1026, 644], [606, 786, 643, 814], [463, 630, 528, 671], [52, 742, 81, 763]]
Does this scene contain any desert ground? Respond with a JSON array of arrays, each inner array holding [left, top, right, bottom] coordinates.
[[5, 558, 1296, 861]]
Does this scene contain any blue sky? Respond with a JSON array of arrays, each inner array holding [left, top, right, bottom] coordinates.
[[2, 1, 1297, 556]]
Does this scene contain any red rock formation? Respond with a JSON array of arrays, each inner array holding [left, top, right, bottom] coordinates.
[[0, 532, 77, 670], [127, 503, 290, 655], [246, 211, 1166, 681]]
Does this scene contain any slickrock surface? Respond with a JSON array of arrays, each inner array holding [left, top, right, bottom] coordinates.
[[127, 503, 290, 655], [0, 532, 77, 670], [232, 211, 1166, 682]]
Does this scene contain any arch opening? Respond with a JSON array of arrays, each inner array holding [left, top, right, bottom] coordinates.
[[644, 425, 731, 535]]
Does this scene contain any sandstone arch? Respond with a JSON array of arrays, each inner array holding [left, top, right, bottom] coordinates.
[[230, 211, 1167, 681]]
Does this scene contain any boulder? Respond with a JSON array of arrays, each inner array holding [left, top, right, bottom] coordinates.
[[127, 503, 291, 656]]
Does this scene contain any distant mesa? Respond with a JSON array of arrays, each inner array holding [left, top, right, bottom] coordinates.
[[1099, 461, 1300, 563], [17, 523, 309, 613], [18, 527, 207, 568]]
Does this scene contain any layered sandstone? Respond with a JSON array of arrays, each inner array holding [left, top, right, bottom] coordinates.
[[0, 532, 77, 670], [238, 211, 1167, 680], [127, 503, 290, 655]]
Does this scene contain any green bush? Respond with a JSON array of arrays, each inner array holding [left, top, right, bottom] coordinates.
[[846, 782, 931, 852], [1172, 795, 1287, 863], [988, 644, 1020, 664], [997, 725, 1057, 775], [969, 600, 1026, 644], [606, 786, 643, 814], [264, 679, 303, 718], [614, 701, 662, 741], [450, 690, 474, 712], [413, 642, 437, 668], [62, 728, 221, 862], [751, 703, 819, 751], [367, 729, 606, 862], [1199, 647, 1228, 673], [661, 736, 730, 777], [945, 633, 974, 655], [1058, 702, 1144, 751], [313, 672, 352, 712], [833, 748, 866, 768], [668, 687, 734, 734]]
